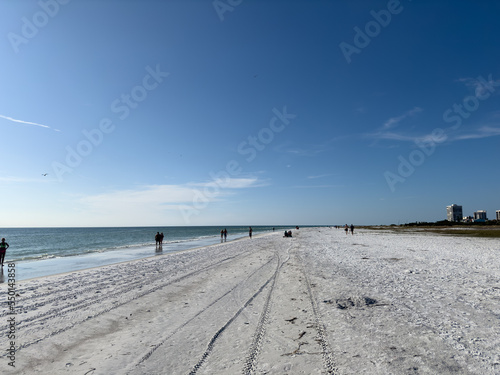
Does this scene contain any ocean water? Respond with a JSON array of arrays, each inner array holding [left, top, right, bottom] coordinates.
[[0, 226, 290, 280]]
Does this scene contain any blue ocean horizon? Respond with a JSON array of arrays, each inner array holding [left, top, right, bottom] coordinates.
[[0, 226, 295, 281]]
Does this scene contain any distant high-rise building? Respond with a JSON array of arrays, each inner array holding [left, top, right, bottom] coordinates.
[[447, 204, 462, 222], [497, 210, 500, 221], [474, 210, 487, 221]]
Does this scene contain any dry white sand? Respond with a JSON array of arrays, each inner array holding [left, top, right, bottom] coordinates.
[[1, 227, 499, 374]]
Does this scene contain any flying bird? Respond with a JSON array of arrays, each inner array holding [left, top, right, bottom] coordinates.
[[42, 173, 48, 176]]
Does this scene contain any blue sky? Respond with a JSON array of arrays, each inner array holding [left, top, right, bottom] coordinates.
[[1, 0, 499, 227]]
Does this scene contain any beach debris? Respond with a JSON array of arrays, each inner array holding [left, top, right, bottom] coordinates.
[[282, 341, 307, 356], [404, 269, 420, 274], [285, 317, 297, 324], [334, 296, 378, 310]]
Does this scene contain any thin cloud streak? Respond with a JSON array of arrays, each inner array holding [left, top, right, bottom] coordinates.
[[307, 173, 334, 179], [368, 125, 500, 145], [382, 107, 422, 129], [293, 184, 343, 189], [456, 76, 500, 98], [454, 126, 500, 140], [79, 178, 264, 211], [0, 114, 59, 131]]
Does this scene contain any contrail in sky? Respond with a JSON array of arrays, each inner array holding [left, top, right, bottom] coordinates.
[[0, 114, 59, 131]]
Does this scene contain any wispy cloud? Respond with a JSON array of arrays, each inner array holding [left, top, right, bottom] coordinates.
[[307, 173, 333, 179], [453, 126, 500, 141], [278, 145, 325, 157], [368, 124, 500, 145], [456, 75, 500, 98], [79, 178, 263, 213], [0, 114, 59, 131], [293, 184, 343, 189], [369, 132, 420, 142], [189, 177, 266, 189], [367, 107, 424, 146], [382, 107, 422, 130], [275, 136, 348, 157]]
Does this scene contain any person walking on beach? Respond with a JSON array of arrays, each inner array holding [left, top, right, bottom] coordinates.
[[0, 238, 9, 266], [224, 228, 227, 242], [350, 224, 354, 235], [249, 227, 253, 239], [160, 232, 164, 246], [155, 232, 160, 248], [344, 224, 349, 235]]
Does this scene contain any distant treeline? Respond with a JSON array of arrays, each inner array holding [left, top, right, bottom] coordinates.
[[401, 220, 500, 227]]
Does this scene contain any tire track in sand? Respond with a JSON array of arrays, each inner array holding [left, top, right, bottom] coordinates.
[[0, 249, 263, 358], [297, 252, 337, 374], [242, 242, 292, 375], [189, 243, 291, 375], [128, 251, 278, 371]]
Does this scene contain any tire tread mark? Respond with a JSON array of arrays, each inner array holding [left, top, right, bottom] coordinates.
[[0, 252, 252, 358], [297, 253, 337, 374], [131, 254, 276, 368], [242, 243, 292, 375], [189, 252, 283, 375]]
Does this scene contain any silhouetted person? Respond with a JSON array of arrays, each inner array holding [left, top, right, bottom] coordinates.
[[155, 232, 160, 248], [0, 238, 9, 266]]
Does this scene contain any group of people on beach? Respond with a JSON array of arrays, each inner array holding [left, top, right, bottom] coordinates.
[[0, 238, 9, 267], [344, 224, 355, 235], [154, 232, 164, 248], [220, 228, 228, 242]]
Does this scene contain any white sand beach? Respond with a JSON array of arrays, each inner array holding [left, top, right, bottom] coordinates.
[[1, 228, 499, 374]]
